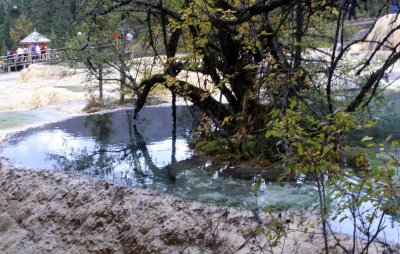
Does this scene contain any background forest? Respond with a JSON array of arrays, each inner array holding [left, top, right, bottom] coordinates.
[[0, 0, 387, 53], [0, 0, 77, 53]]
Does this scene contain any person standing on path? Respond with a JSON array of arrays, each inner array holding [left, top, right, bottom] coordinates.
[[31, 44, 37, 61], [348, 0, 358, 20]]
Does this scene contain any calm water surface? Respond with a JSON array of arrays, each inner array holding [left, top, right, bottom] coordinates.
[[0, 110, 68, 130], [1, 99, 400, 242], [0, 106, 317, 209]]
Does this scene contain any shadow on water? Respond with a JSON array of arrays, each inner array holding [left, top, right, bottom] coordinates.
[[1, 105, 317, 209]]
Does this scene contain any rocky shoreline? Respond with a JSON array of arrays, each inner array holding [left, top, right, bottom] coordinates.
[[1, 164, 396, 253]]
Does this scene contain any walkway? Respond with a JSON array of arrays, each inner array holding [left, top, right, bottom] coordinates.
[[0, 49, 60, 72], [345, 18, 377, 27]]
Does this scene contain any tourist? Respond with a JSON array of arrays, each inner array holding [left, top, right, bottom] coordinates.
[[9, 49, 16, 63], [16, 47, 24, 62], [390, 0, 400, 14], [23, 47, 28, 61], [10, 49, 16, 58], [40, 44, 46, 59], [348, 0, 358, 20], [31, 44, 37, 61], [44, 44, 49, 59], [36, 44, 41, 59]]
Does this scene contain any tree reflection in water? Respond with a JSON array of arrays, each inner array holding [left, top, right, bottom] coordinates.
[[2, 107, 320, 208], [46, 108, 200, 189]]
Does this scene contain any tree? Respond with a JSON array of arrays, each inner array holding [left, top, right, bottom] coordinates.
[[1, 40, 6, 55], [9, 14, 32, 46], [64, 0, 400, 152], [73, 1, 394, 144], [0, 1, 16, 49], [63, 9, 143, 108], [67, 0, 400, 252], [0, 2, 6, 25]]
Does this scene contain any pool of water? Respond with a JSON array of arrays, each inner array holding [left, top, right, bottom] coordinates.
[[1, 97, 400, 242], [0, 106, 317, 209], [0, 110, 69, 131], [55, 85, 94, 93]]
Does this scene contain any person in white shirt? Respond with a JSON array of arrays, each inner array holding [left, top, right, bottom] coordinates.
[[36, 45, 41, 59], [23, 47, 28, 61], [16, 47, 24, 61]]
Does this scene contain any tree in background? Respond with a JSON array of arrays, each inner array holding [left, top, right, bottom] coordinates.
[[26, 0, 79, 46], [0, 2, 5, 25], [63, 9, 142, 108], [9, 14, 32, 46], [0, 0, 79, 51], [0, 1, 15, 49], [1, 41, 6, 55]]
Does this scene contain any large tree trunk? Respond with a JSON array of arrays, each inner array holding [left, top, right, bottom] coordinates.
[[133, 74, 229, 121], [120, 63, 126, 104]]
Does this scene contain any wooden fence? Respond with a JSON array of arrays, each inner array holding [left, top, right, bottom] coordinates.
[[0, 49, 60, 72]]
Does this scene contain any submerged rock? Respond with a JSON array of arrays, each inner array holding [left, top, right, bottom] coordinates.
[[206, 161, 293, 182]]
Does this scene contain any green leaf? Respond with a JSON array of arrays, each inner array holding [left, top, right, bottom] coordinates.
[[252, 176, 263, 193], [297, 145, 303, 154], [259, 31, 272, 37], [270, 111, 279, 119], [361, 136, 373, 142]]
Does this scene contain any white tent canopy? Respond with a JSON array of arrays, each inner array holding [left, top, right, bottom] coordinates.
[[20, 29, 51, 45]]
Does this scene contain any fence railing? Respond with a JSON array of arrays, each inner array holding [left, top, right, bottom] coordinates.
[[0, 49, 61, 72]]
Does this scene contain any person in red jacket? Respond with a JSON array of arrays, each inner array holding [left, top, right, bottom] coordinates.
[[40, 44, 46, 59]]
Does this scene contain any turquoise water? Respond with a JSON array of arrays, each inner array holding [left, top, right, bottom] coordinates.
[[54, 85, 94, 93], [0, 110, 68, 131]]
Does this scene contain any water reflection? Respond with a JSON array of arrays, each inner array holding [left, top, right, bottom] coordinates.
[[41, 107, 197, 191], [1, 94, 400, 241], [1, 105, 317, 209]]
